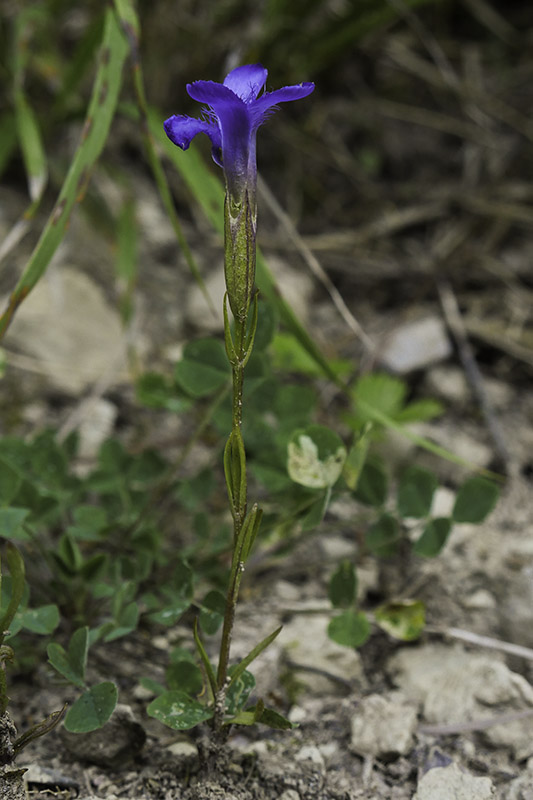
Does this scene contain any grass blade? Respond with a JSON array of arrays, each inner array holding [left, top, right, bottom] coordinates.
[[0, 7, 129, 340]]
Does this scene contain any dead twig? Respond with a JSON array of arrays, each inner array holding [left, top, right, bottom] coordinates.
[[419, 707, 533, 736], [258, 175, 376, 354], [437, 279, 510, 469], [426, 624, 533, 662]]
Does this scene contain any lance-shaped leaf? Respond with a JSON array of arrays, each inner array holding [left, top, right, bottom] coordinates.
[[193, 618, 217, 700], [224, 429, 247, 521], [227, 626, 282, 690], [13, 705, 67, 756]]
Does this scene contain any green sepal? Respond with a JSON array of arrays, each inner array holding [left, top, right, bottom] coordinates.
[[227, 625, 282, 690], [224, 429, 247, 522], [0, 543, 25, 645], [242, 292, 259, 368], [238, 503, 263, 565], [223, 293, 237, 364]]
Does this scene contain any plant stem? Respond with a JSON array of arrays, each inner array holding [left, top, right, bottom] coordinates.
[[216, 317, 248, 698]]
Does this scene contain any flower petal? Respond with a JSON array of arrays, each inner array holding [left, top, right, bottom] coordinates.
[[186, 80, 239, 106], [251, 83, 315, 121], [164, 114, 221, 153], [223, 64, 268, 102], [187, 83, 253, 199]]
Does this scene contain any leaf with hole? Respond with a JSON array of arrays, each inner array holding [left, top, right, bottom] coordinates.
[[288, 425, 346, 489], [375, 600, 425, 641]]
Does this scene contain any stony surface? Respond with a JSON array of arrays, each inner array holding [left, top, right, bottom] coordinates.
[[4, 267, 127, 394], [350, 692, 418, 757], [388, 644, 533, 760], [59, 705, 146, 768], [413, 763, 496, 799]]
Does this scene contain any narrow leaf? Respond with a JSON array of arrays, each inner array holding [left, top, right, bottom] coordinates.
[[227, 626, 282, 689], [13, 705, 67, 756]]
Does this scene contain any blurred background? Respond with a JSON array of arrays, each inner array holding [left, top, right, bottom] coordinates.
[[0, 0, 532, 424]]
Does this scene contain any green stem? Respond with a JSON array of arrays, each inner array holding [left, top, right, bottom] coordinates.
[[216, 318, 248, 699]]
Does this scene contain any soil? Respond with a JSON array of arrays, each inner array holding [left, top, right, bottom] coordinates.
[[2, 2, 533, 798]]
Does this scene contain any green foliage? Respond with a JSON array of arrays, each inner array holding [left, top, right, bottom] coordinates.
[[47, 627, 89, 689], [147, 691, 214, 730], [397, 466, 438, 518], [352, 458, 388, 507], [329, 560, 357, 609], [175, 339, 230, 398], [64, 682, 118, 733], [0, 0, 505, 754], [413, 517, 453, 557], [452, 476, 499, 523], [328, 611, 371, 648]]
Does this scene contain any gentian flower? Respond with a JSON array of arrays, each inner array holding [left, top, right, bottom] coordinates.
[[164, 64, 314, 322], [164, 64, 314, 205]]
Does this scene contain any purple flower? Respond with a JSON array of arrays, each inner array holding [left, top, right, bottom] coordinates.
[[164, 64, 314, 203]]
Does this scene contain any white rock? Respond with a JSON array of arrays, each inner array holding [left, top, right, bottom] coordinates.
[[273, 579, 301, 603], [166, 741, 198, 760], [389, 644, 533, 759], [278, 791, 300, 800], [279, 613, 366, 695], [430, 487, 455, 518], [76, 398, 117, 460], [504, 758, 533, 799], [426, 365, 468, 404], [413, 763, 496, 799], [380, 316, 452, 374], [294, 745, 325, 769], [185, 267, 225, 332], [462, 589, 496, 610], [5, 267, 125, 394], [350, 692, 417, 757]]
